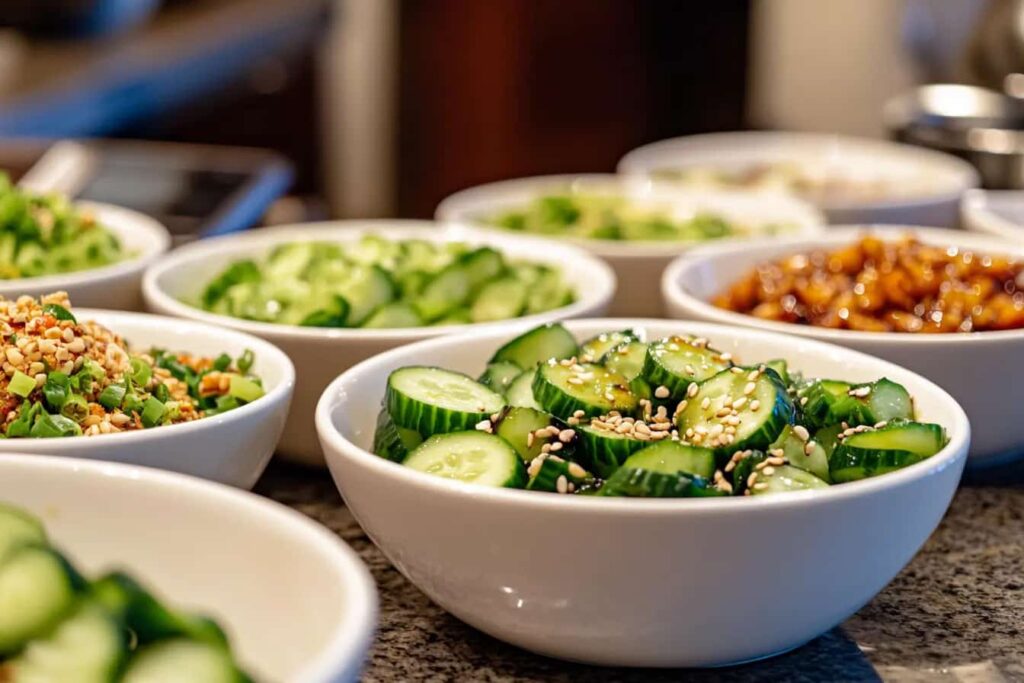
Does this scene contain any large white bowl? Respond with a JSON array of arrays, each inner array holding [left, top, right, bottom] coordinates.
[[315, 318, 968, 668], [0, 309, 294, 488], [143, 220, 615, 465], [618, 131, 980, 227], [0, 454, 377, 682], [0, 201, 171, 310], [661, 226, 1022, 462], [436, 173, 824, 317], [961, 188, 1024, 241]]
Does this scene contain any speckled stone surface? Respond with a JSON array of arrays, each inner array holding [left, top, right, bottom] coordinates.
[[255, 464, 1024, 682]]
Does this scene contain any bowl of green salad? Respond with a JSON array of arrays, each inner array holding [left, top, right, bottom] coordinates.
[[0, 175, 171, 310], [436, 174, 825, 317], [316, 319, 968, 667], [0, 454, 377, 682], [142, 220, 615, 465]]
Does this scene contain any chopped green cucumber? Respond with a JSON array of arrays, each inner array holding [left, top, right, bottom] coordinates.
[[504, 369, 540, 410], [599, 468, 722, 498], [526, 456, 594, 492], [494, 406, 575, 462], [386, 367, 506, 436], [532, 362, 637, 419], [730, 450, 767, 495], [478, 361, 523, 392], [579, 329, 641, 363], [600, 341, 648, 381], [372, 409, 424, 462], [641, 336, 731, 398], [0, 546, 81, 654], [470, 277, 527, 322], [403, 431, 527, 487], [621, 441, 716, 480], [414, 264, 471, 322], [576, 424, 650, 478], [489, 323, 578, 369], [457, 247, 505, 286], [830, 421, 946, 483], [749, 465, 829, 495], [0, 503, 46, 563], [865, 378, 914, 424], [769, 425, 831, 483], [362, 303, 423, 328], [764, 359, 789, 385], [122, 638, 248, 683], [801, 378, 913, 430], [342, 265, 397, 326]]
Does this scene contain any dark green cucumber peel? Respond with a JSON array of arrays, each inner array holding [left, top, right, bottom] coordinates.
[[386, 366, 506, 437], [641, 336, 732, 399], [621, 441, 716, 480], [489, 323, 578, 369], [532, 362, 637, 420], [598, 468, 723, 498], [526, 456, 594, 492], [576, 424, 650, 479], [829, 420, 946, 483], [494, 406, 577, 463], [373, 409, 424, 463]]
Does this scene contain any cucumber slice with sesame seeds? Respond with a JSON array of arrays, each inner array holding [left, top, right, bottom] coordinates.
[[576, 424, 650, 478], [372, 409, 424, 463], [801, 378, 914, 431], [641, 336, 732, 399], [621, 441, 716, 480], [386, 367, 506, 437], [764, 359, 790, 385], [598, 468, 722, 498], [865, 378, 914, 424], [729, 450, 767, 495], [748, 465, 829, 496], [403, 431, 526, 488], [829, 421, 945, 483], [600, 341, 648, 381], [532, 362, 637, 420], [489, 323, 579, 369], [504, 368, 541, 410], [494, 406, 576, 463], [674, 366, 795, 459], [478, 361, 523, 392], [579, 329, 641, 363], [525, 456, 594, 492], [768, 425, 831, 483]]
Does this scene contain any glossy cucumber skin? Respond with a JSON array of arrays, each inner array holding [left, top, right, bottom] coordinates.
[[373, 409, 424, 463], [532, 363, 637, 420], [576, 425, 650, 479], [489, 323, 579, 370], [641, 337, 731, 399], [829, 421, 945, 483], [494, 406, 576, 463], [526, 457, 593, 492], [386, 367, 506, 437], [621, 442, 716, 480], [599, 468, 722, 498]]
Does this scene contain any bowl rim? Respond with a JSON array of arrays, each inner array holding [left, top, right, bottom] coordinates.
[[0, 201, 172, 293], [315, 317, 970, 514], [961, 188, 1024, 240], [141, 219, 617, 342], [616, 130, 981, 212], [0, 452, 378, 683], [0, 308, 296, 449], [434, 172, 827, 258], [661, 225, 1024, 346]]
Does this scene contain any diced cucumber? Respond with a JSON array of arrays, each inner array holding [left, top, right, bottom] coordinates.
[[122, 638, 248, 683], [764, 359, 789, 385], [830, 421, 946, 483], [342, 265, 397, 326], [768, 425, 831, 483], [801, 377, 914, 430], [675, 366, 794, 456], [504, 369, 540, 410], [0, 546, 81, 654], [532, 362, 637, 419], [494, 406, 575, 462], [386, 367, 506, 437], [372, 409, 423, 463], [749, 465, 829, 496], [599, 468, 722, 498], [414, 264, 471, 322], [621, 441, 716, 480], [814, 423, 844, 458], [600, 341, 648, 381], [0, 503, 46, 563], [866, 378, 914, 424], [523, 269, 575, 314], [576, 424, 650, 478], [730, 450, 766, 495], [362, 303, 423, 329], [457, 247, 505, 286], [5, 600, 127, 683], [526, 456, 593, 492], [641, 336, 731, 398], [403, 431, 527, 488], [579, 329, 641, 363], [489, 323, 578, 369], [470, 278, 527, 323], [478, 361, 523, 392]]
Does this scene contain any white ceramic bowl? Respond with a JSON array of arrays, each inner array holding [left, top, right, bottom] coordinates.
[[143, 220, 615, 465], [316, 318, 968, 668], [618, 131, 980, 227], [436, 173, 824, 317], [0, 309, 294, 488], [661, 226, 1023, 463], [961, 188, 1024, 240], [0, 454, 377, 682], [0, 201, 171, 310]]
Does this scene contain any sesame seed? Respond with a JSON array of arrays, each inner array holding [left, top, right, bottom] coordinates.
[[874, 421, 888, 429], [732, 396, 747, 409], [568, 462, 587, 478], [731, 367, 744, 374], [604, 390, 616, 402], [747, 472, 759, 488], [474, 419, 492, 432], [558, 429, 575, 443], [753, 482, 767, 491], [750, 400, 761, 411], [573, 410, 585, 418], [848, 386, 872, 398], [687, 382, 699, 398], [568, 377, 584, 385], [762, 466, 776, 476], [567, 417, 579, 426], [685, 365, 696, 376], [743, 382, 756, 395], [556, 475, 569, 494], [768, 449, 785, 458], [700, 397, 711, 410], [719, 352, 733, 362], [793, 425, 810, 441], [550, 442, 563, 452], [766, 456, 786, 466], [755, 460, 770, 471], [527, 432, 535, 448], [804, 441, 817, 455], [654, 385, 670, 399], [747, 369, 761, 381]]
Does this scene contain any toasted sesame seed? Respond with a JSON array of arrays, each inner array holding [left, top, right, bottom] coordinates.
[[568, 462, 587, 478], [731, 367, 744, 374], [768, 449, 785, 458], [654, 385, 670, 399], [793, 425, 810, 441], [474, 419, 492, 432], [747, 369, 761, 381], [848, 386, 872, 398], [719, 352, 733, 362], [684, 364, 696, 376], [558, 429, 575, 443], [804, 441, 817, 455], [686, 382, 699, 398], [753, 482, 767, 491], [874, 421, 888, 429], [556, 475, 569, 494], [732, 396, 748, 409], [567, 377, 584, 385], [755, 460, 770, 471], [526, 431, 536, 448], [700, 397, 711, 410], [762, 466, 776, 476], [743, 381, 756, 395], [747, 472, 759, 488], [750, 400, 761, 411], [550, 442, 563, 452], [573, 409, 585, 418], [766, 456, 786, 466]]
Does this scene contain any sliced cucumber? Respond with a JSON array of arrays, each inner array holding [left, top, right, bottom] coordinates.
[[599, 468, 721, 498], [457, 247, 505, 286], [621, 441, 716, 480], [525, 456, 593, 492], [494, 406, 575, 463], [801, 378, 913, 430], [532, 362, 637, 419], [504, 369, 540, 410], [830, 421, 945, 483], [470, 277, 527, 322], [675, 366, 794, 456], [865, 378, 914, 424], [0, 503, 46, 563], [576, 424, 649, 478], [730, 450, 766, 495], [749, 465, 829, 496], [764, 359, 789, 385], [362, 302, 423, 329], [478, 361, 523, 392], [386, 367, 506, 436], [0, 546, 81, 654], [403, 431, 527, 488], [641, 336, 731, 398], [372, 409, 423, 463], [122, 638, 248, 683], [342, 265, 397, 326], [579, 329, 641, 363], [600, 341, 648, 381], [768, 425, 831, 483], [5, 600, 127, 683], [414, 264, 471, 322], [489, 323, 578, 369], [523, 268, 575, 314]]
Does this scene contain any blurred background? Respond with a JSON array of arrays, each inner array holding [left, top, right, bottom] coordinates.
[[0, 0, 1015, 232]]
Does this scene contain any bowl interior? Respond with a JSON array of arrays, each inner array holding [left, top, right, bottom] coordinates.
[[0, 456, 374, 682], [963, 189, 1024, 238]]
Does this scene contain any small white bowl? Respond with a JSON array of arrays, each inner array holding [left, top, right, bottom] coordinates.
[[316, 319, 968, 668], [0, 309, 295, 488], [436, 173, 824, 317], [0, 454, 377, 682], [143, 220, 615, 465], [661, 226, 1024, 462], [0, 201, 171, 310], [618, 131, 980, 227], [961, 188, 1024, 240]]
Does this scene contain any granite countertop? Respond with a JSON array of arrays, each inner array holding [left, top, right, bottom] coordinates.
[[256, 463, 1024, 683]]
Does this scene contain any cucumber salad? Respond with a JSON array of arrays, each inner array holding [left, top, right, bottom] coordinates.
[[0, 503, 250, 681], [198, 236, 576, 328], [374, 323, 948, 497]]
